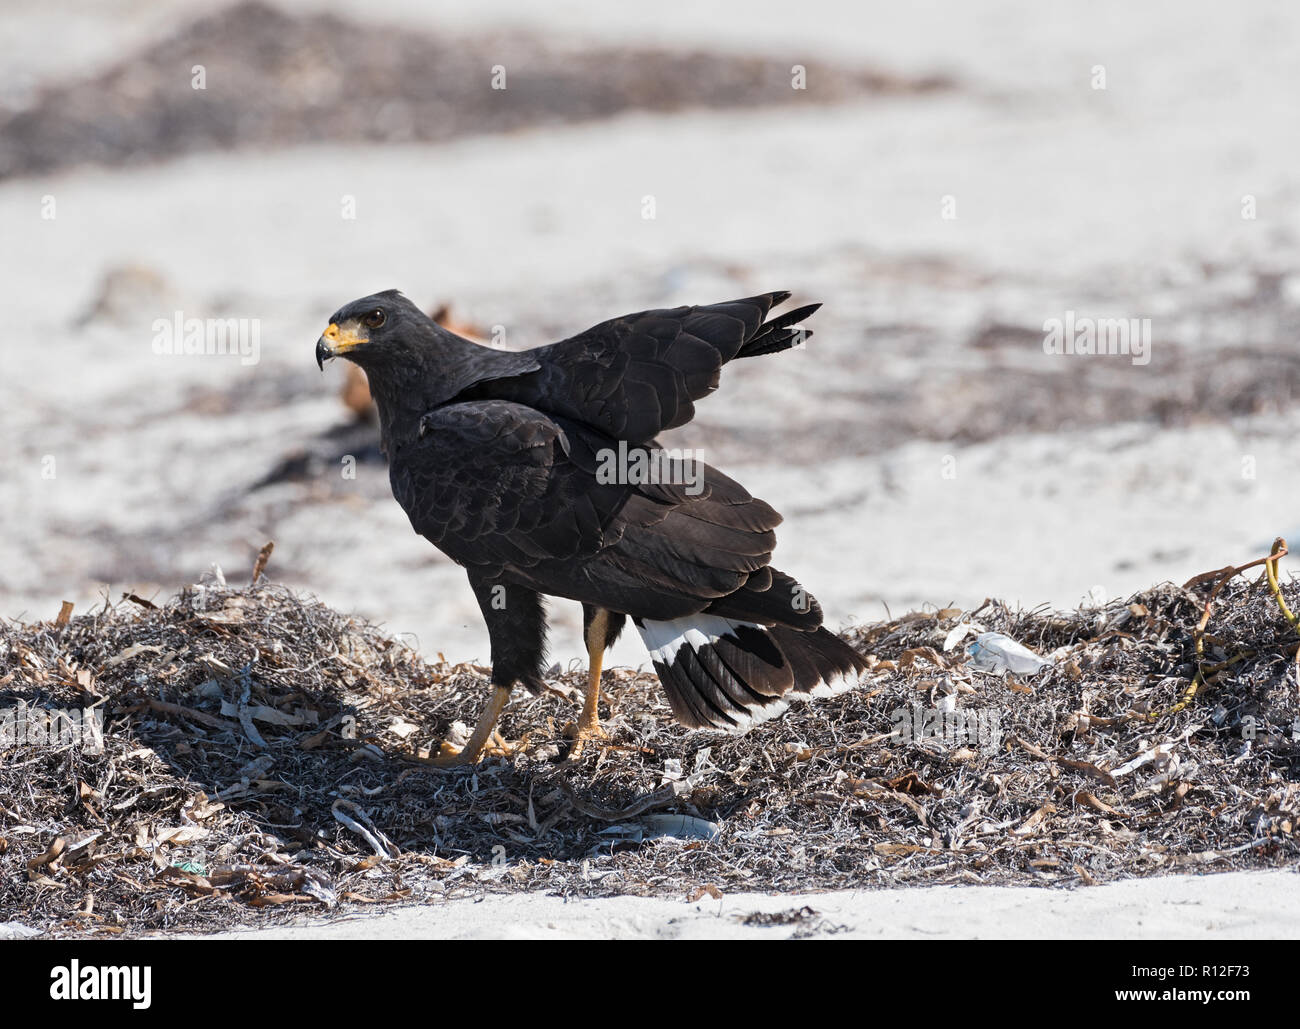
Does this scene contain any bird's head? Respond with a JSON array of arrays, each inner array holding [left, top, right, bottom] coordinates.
[[315, 289, 427, 371], [315, 288, 540, 433]]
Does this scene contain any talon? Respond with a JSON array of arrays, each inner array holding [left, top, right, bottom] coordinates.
[[432, 741, 470, 767], [433, 731, 521, 765], [564, 716, 611, 759], [430, 686, 512, 766], [485, 729, 520, 757], [563, 719, 610, 741]]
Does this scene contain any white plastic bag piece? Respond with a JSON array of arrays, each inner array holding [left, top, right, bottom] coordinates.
[[966, 632, 1050, 676]]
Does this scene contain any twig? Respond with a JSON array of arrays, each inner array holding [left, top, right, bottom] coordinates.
[[251, 541, 275, 585], [331, 800, 399, 858]]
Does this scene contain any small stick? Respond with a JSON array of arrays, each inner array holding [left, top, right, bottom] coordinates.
[[251, 541, 274, 584], [54, 601, 74, 629]]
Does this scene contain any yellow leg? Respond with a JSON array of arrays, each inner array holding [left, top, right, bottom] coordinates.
[[567, 609, 611, 757], [434, 686, 512, 766]]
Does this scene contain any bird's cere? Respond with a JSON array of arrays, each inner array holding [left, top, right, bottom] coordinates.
[[315, 320, 369, 368]]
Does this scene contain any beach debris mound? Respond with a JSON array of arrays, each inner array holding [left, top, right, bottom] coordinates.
[[1, 553, 1298, 936]]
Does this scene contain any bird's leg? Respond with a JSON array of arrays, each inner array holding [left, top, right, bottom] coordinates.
[[434, 686, 512, 766], [567, 608, 611, 757], [451, 574, 548, 764]]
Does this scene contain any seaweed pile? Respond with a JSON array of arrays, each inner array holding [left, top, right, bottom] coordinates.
[[2, 547, 1298, 937], [0, 1, 950, 180]]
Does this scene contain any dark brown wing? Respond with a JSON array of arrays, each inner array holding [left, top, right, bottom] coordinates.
[[481, 292, 819, 442], [388, 399, 619, 571], [388, 399, 814, 625]]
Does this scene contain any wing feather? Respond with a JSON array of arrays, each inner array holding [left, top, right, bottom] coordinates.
[[482, 293, 817, 440]]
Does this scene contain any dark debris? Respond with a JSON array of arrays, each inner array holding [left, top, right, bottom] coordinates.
[[0, 1, 952, 181], [1, 569, 1298, 937]]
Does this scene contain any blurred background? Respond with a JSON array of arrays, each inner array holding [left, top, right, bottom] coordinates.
[[3, 0, 1299, 667]]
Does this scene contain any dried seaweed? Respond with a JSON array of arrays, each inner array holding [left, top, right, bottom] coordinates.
[[2, 558, 1298, 937]]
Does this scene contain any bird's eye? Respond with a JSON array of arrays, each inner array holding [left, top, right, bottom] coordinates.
[[363, 309, 386, 329]]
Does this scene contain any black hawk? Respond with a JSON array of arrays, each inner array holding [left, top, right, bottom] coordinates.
[[316, 290, 867, 763]]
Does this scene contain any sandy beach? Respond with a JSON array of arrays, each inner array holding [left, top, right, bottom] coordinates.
[[3, 0, 1299, 939], [207, 871, 1300, 940]]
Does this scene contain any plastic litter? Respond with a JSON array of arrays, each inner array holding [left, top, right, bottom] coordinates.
[[639, 813, 721, 841], [600, 814, 721, 843], [966, 632, 1050, 676]]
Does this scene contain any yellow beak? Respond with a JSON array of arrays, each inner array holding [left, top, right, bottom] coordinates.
[[316, 321, 368, 367]]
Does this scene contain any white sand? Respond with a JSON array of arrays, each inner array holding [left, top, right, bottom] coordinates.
[[206, 870, 1300, 939]]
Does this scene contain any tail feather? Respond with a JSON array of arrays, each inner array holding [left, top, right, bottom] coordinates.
[[770, 625, 868, 698], [712, 625, 793, 699], [636, 612, 866, 732]]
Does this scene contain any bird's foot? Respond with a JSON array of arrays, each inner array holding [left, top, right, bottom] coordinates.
[[432, 729, 518, 766], [485, 729, 518, 757], [563, 717, 610, 759], [431, 686, 515, 766], [431, 741, 476, 767]]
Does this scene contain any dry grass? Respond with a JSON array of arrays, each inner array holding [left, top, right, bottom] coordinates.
[[2, 556, 1298, 937]]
